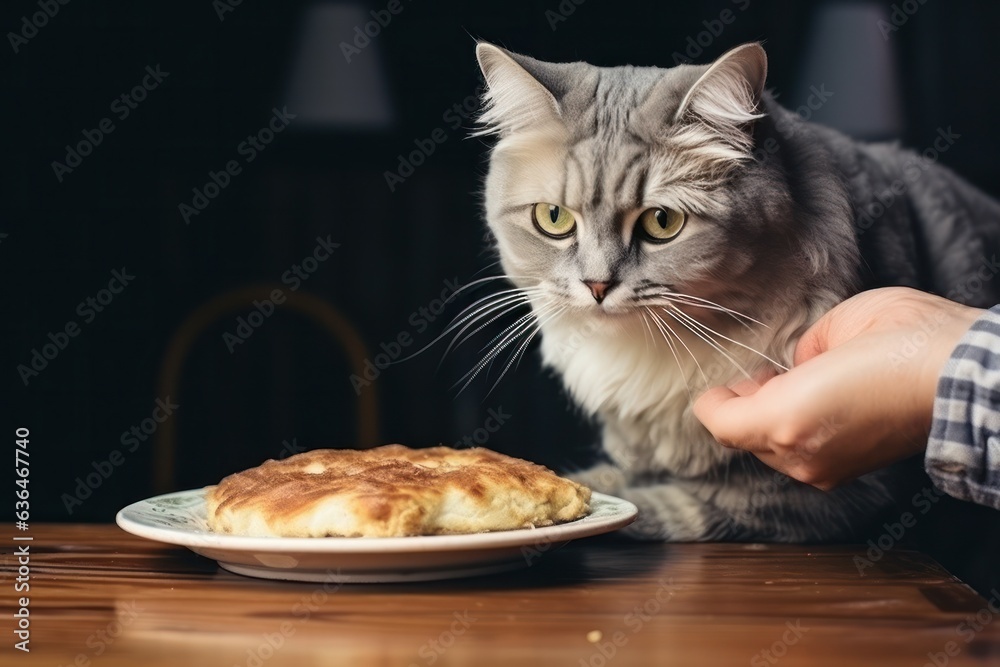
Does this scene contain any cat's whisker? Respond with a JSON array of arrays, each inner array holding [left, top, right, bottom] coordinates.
[[611, 314, 631, 341], [438, 298, 537, 369], [649, 308, 708, 387], [453, 301, 559, 394], [667, 304, 789, 372], [645, 297, 755, 330], [513, 305, 566, 372], [644, 307, 694, 403], [639, 309, 656, 352], [449, 286, 546, 329], [511, 305, 565, 367], [473, 307, 541, 355], [485, 304, 566, 396], [445, 294, 533, 346], [441, 287, 553, 363], [469, 259, 503, 278], [391, 289, 539, 365], [649, 290, 769, 329], [443, 274, 540, 304], [662, 307, 754, 382], [453, 312, 544, 395]]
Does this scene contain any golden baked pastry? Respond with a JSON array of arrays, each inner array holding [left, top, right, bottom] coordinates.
[[205, 444, 591, 537]]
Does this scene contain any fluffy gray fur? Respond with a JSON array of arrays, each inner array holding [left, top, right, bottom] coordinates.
[[472, 42, 1000, 541]]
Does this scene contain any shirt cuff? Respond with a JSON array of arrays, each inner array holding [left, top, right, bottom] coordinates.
[[925, 305, 1000, 510]]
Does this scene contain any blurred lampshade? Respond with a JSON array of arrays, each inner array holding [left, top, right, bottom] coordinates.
[[285, 2, 394, 130], [790, 1, 904, 140]]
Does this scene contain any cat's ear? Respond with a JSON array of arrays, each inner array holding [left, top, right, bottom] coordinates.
[[475, 42, 565, 136], [675, 42, 767, 124], [672, 43, 767, 153]]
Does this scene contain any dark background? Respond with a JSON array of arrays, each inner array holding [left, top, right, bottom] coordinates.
[[4, 0, 1000, 582]]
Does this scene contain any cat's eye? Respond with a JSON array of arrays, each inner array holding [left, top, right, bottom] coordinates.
[[532, 203, 576, 239], [637, 207, 686, 242]]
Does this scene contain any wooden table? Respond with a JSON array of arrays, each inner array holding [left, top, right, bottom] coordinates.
[[3, 524, 1000, 666]]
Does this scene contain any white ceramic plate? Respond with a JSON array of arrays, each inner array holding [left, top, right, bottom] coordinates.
[[116, 489, 638, 583]]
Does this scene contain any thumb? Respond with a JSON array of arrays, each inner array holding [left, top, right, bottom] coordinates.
[[693, 386, 771, 454], [793, 312, 833, 366]]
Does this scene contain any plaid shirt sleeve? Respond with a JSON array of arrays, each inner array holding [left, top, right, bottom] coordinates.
[[925, 305, 1000, 510]]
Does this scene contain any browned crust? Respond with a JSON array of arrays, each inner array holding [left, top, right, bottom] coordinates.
[[205, 445, 591, 537]]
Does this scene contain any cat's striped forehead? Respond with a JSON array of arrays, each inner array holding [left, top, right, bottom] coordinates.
[[483, 54, 762, 221], [559, 135, 649, 219], [477, 43, 770, 291], [555, 124, 738, 222]]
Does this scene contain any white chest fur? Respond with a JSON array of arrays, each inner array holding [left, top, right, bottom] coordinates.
[[538, 312, 761, 478]]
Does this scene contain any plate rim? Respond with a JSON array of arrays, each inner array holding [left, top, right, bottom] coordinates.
[[115, 488, 638, 554]]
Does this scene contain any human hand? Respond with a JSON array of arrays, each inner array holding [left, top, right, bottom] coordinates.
[[692, 287, 983, 490]]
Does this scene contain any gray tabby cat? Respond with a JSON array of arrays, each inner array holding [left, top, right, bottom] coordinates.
[[471, 42, 1000, 541]]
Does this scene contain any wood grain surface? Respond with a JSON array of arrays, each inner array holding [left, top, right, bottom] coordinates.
[[2, 524, 1000, 666]]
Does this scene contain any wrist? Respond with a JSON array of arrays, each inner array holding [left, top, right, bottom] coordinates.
[[917, 304, 983, 423]]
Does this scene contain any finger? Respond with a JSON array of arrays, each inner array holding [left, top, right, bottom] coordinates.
[[751, 451, 798, 481], [692, 386, 772, 454], [793, 312, 833, 366], [755, 451, 839, 491], [728, 368, 778, 397]]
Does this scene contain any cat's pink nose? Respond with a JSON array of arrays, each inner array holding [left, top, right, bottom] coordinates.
[[583, 280, 614, 304]]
